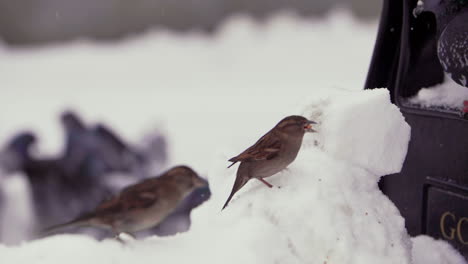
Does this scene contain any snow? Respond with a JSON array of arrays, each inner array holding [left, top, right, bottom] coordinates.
[[0, 10, 465, 264], [412, 236, 467, 264], [207, 138, 411, 263], [305, 89, 411, 176], [408, 76, 468, 110], [0, 10, 373, 169]]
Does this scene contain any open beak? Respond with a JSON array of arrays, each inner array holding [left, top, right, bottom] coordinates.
[[304, 120, 317, 133]]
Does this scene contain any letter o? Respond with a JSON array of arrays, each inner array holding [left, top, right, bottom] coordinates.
[[457, 217, 468, 245]]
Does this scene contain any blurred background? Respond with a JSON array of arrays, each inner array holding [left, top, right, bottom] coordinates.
[[0, 0, 380, 45], [0, 0, 381, 245]]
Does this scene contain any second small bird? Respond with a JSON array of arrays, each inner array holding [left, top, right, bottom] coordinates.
[[44, 166, 207, 238], [223, 115, 317, 209]]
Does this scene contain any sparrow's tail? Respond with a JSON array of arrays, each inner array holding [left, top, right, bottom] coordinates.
[[222, 171, 249, 210], [41, 214, 94, 236], [227, 156, 238, 168]]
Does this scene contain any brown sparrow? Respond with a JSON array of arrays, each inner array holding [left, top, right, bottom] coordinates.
[[43, 165, 207, 238], [223, 115, 316, 209]]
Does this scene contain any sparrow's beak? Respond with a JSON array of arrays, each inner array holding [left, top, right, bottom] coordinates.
[[194, 177, 209, 188], [304, 120, 317, 133]]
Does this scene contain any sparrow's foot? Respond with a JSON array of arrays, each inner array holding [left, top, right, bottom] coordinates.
[[114, 234, 126, 244], [112, 225, 136, 244], [257, 178, 273, 188], [114, 232, 136, 244]]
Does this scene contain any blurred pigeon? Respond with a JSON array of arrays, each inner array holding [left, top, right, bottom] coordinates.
[[437, 12, 468, 87], [0, 132, 36, 242], [138, 132, 168, 168], [60, 111, 95, 178], [60, 111, 140, 182], [92, 124, 144, 174], [0, 132, 36, 173], [414, 0, 467, 87]]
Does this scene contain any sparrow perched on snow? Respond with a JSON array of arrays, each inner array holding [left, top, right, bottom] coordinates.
[[222, 115, 316, 209], [44, 165, 207, 238]]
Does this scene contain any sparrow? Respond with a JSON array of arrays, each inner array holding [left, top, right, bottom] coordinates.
[[222, 115, 316, 209], [43, 165, 207, 238]]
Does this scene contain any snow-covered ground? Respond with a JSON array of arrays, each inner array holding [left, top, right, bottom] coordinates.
[[0, 10, 373, 168], [0, 10, 466, 264], [408, 76, 468, 111]]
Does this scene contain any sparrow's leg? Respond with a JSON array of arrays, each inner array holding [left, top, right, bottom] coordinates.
[[121, 232, 136, 240], [257, 178, 273, 188], [114, 232, 136, 243], [114, 234, 125, 244], [111, 226, 127, 244]]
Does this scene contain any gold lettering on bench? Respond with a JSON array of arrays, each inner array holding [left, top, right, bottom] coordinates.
[[440, 212, 468, 245], [457, 217, 468, 245], [440, 211, 456, 240]]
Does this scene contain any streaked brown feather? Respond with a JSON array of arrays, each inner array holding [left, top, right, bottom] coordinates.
[[227, 130, 281, 168], [43, 165, 204, 235], [96, 178, 162, 214]]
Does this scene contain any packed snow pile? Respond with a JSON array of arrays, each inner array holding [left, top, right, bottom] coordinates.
[[412, 236, 467, 264], [204, 88, 412, 263], [408, 76, 468, 110], [2, 88, 463, 264], [308, 89, 411, 176]]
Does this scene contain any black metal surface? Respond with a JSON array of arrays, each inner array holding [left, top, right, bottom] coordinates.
[[364, 0, 402, 100], [387, 111, 468, 237], [426, 186, 468, 253], [365, 0, 468, 259]]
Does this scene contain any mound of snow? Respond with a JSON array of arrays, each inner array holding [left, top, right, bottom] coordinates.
[[0, 88, 417, 264], [0, 11, 465, 264], [304, 88, 411, 176], [201, 88, 412, 263], [412, 235, 467, 264], [408, 76, 468, 110]]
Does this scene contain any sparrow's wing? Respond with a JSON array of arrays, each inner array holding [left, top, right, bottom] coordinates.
[[228, 132, 281, 168], [123, 190, 159, 209], [97, 181, 160, 213]]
